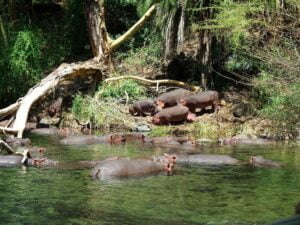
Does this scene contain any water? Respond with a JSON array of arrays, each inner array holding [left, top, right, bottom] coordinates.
[[0, 134, 299, 225]]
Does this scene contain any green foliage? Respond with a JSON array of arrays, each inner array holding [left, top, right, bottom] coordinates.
[[10, 29, 43, 82], [71, 79, 149, 129], [0, 0, 90, 107], [225, 54, 254, 71], [98, 79, 148, 102], [115, 34, 162, 73], [0, 27, 44, 106], [71, 94, 135, 130]]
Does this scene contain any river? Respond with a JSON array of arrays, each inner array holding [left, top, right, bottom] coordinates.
[[0, 134, 299, 225]]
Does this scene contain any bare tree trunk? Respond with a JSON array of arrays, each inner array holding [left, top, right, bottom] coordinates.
[[83, 0, 112, 65], [196, 0, 213, 89]]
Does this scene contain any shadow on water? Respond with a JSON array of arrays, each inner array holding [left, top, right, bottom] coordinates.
[[0, 134, 299, 225]]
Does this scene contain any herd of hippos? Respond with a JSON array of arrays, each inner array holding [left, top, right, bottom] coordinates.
[[0, 129, 281, 180], [0, 88, 281, 180], [129, 89, 219, 124]]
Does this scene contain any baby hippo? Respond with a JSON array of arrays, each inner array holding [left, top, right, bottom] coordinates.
[[152, 104, 191, 125], [180, 90, 219, 113], [129, 99, 158, 116], [156, 88, 190, 108]]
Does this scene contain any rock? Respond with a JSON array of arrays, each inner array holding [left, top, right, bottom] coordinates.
[[38, 116, 61, 127], [232, 101, 252, 118], [132, 123, 152, 132]]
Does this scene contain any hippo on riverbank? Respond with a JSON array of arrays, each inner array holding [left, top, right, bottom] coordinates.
[[129, 99, 158, 116], [179, 90, 219, 113], [155, 88, 190, 109], [152, 104, 192, 125]]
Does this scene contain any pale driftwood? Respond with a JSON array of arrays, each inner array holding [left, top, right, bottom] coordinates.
[[0, 58, 103, 138], [0, 99, 22, 120], [0, 126, 18, 135], [103, 75, 201, 92], [0, 140, 15, 154]]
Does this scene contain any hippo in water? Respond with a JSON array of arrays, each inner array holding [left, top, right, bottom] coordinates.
[[154, 154, 240, 166], [90, 156, 176, 180], [0, 152, 58, 168], [60, 134, 126, 145], [249, 156, 282, 168]]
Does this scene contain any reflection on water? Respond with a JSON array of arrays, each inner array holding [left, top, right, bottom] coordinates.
[[0, 134, 299, 225]]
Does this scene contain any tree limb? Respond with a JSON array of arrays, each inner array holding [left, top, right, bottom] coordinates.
[[110, 4, 157, 50], [103, 75, 201, 92], [2, 58, 103, 138], [0, 140, 15, 154], [0, 98, 22, 120]]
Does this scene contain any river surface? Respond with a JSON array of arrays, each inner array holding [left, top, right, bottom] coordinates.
[[0, 134, 299, 225]]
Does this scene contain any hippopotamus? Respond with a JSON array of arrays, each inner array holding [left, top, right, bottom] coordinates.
[[154, 154, 240, 166], [4, 137, 32, 147], [91, 157, 175, 179], [219, 136, 274, 145], [0, 155, 27, 167], [129, 99, 158, 116], [155, 89, 190, 108], [249, 156, 282, 168], [144, 136, 197, 150], [60, 134, 126, 145], [0, 153, 58, 168], [152, 104, 192, 125], [179, 90, 219, 113]]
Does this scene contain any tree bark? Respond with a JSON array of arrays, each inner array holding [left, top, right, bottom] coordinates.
[[196, 0, 213, 89]]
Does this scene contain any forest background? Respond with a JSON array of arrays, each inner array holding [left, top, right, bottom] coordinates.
[[0, 0, 299, 139]]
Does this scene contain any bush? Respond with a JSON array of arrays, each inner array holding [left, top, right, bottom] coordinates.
[[98, 79, 148, 102], [71, 94, 135, 130]]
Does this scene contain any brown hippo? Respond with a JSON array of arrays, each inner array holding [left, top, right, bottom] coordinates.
[[152, 104, 191, 125], [129, 99, 158, 116], [156, 88, 190, 108], [60, 134, 126, 145], [90, 157, 176, 180], [180, 90, 219, 113], [249, 156, 282, 168]]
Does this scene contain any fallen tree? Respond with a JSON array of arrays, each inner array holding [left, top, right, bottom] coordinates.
[[0, 59, 103, 137], [103, 75, 201, 92], [0, 1, 158, 138]]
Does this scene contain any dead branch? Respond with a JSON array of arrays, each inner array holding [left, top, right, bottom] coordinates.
[[0, 140, 15, 154], [103, 75, 201, 92], [0, 58, 103, 138], [0, 98, 22, 120]]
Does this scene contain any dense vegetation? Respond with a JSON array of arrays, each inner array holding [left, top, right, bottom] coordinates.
[[0, 0, 299, 138]]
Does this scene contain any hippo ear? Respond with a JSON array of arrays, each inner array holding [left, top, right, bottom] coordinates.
[[95, 169, 101, 177]]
